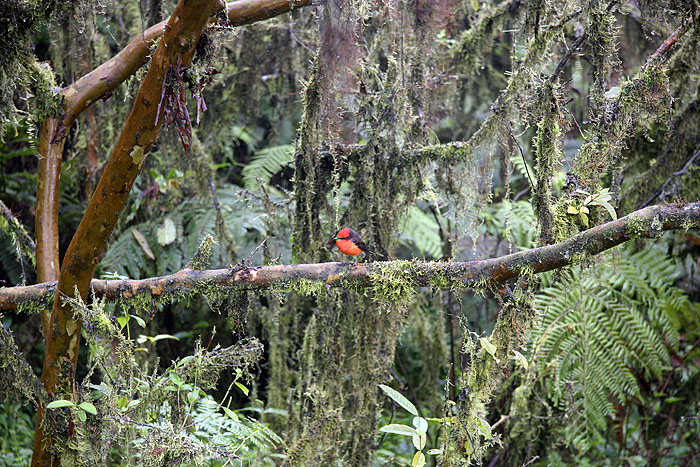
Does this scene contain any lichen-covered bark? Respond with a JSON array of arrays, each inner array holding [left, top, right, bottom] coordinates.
[[530, 81, 566, 244], [32, 1, 225, 464], [570, 15, 694, 196]]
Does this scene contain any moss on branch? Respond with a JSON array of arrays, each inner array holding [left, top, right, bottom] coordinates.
[[2, 202, 698, 311]]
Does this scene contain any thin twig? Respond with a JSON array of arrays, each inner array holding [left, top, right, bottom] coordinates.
[[549, 33, 587, 82], [508, 128, 535, 190], [640, 147, 700, 208]]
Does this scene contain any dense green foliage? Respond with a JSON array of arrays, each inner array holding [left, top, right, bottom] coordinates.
[[1, 0, 700, 465]]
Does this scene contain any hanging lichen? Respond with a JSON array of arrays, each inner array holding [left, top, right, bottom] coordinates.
[[529, 79, 567, 244], [443, 282, 537, 466], [583, 0, 621, 112]]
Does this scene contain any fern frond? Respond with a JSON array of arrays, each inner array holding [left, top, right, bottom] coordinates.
[[531, 245, 685, 452], [242, 144, 294, 191], [399, 206, 442, 259]]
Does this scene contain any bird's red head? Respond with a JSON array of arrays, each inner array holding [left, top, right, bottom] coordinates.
[[336, 227, 352, 239]]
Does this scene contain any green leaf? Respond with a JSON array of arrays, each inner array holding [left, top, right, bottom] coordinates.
[[592, 199, 617, 220], [513, 350, 528, 369], [126, 399, 141, 409], [46, 400, 75, 409], [235, 381, 249, 396], [153, 334, 179, 342], [412, 451, 426, 467], [412, 431, 426, 451], [477, 417, 492, 439], [77, 410, 87, 422], [412, 416, 428, 433], [169, 373, 184, 386], [379, 424, 419, 437], [427, 448, 443, 455], [116, 315, 128, 329], [187, 390, 199, 404], [264, 408, 289, 416], [479, 337, 499, 362], [223, 406, 239, 421], [379, 384, 418, 416], [157, 217, 177, 246], [177, 356, 194, 367], [78, 402, 97, 415], [567, 205, 579, 215], [579, 212, 589, 227], [130, 314, 146, 328]]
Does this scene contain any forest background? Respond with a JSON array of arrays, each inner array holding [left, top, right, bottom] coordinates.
[[1, 0, 699, 465]]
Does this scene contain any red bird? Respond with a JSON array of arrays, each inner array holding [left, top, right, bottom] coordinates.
[[327, 227, 379, 257]]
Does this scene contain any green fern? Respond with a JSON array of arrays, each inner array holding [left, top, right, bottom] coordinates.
[[99, 186, 279, 279], [190, 397, 284, 462], [531, 246, 685, 451], [399, 205, 442, 259], [242, 144, 294, 191], [492, 200, 538, 250], [510, 151, 536, 188]]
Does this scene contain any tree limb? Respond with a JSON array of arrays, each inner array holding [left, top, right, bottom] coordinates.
[[35, 117, 64, 337], [58, 0, 312, 138], [4, 202, 698, 311]]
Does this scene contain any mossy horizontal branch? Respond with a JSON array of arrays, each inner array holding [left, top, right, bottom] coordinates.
[[2, 202, 698, 310]]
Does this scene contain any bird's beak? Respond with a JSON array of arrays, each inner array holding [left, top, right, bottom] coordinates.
[[326, 236, 337, 250]]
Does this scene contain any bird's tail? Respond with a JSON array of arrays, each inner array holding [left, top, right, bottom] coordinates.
[[363, 247, 387, 260]]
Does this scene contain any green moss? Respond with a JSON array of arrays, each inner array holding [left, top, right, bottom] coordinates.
[[16, 295, 52, 315], [584, 0, 620, 109], [0, 0, 55, 125], [27, 61, 63, 124], [515, 264, 535, 280], [0, 319, 47, 406], [186, 234, 215, 270], [427, 267, 453, 290], [368, 260, 418, 307], [624, 212, 649, 238], [530, 80, 566, 244], [568, 252, 589, 265], [285, 278, 326, 297]]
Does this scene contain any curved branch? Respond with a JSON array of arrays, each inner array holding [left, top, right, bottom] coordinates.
[[59, 0, 312, 137], [32, 1, 225, 464], [4, 202, 698, 311]]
